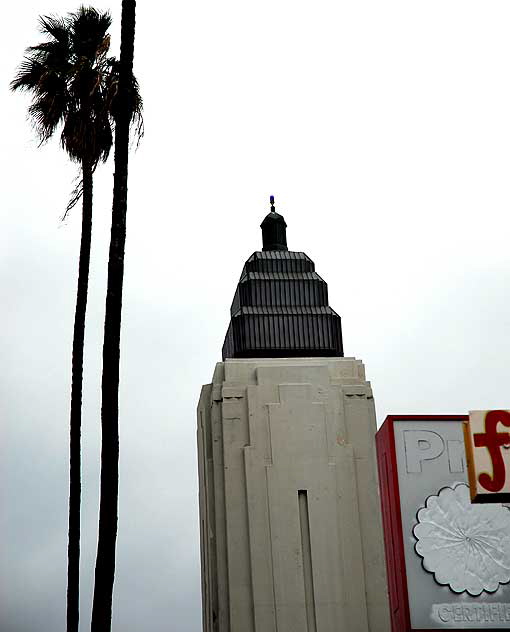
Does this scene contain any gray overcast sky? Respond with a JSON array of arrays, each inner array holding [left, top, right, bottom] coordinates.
[[3, 1, 510, 630]]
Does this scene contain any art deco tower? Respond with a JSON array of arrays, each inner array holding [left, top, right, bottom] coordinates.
[[197, 199, 390, 632]]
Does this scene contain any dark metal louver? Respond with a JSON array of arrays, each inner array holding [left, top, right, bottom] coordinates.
[[222, 204, 343, 359]]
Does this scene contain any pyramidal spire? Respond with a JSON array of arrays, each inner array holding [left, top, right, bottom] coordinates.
[[222, 200, 344, 359]]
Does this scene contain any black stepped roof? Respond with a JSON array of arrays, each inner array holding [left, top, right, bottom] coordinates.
[[244, 250, 315, 273], [231, 271, 328, 313], [222, 200, 343, 359]]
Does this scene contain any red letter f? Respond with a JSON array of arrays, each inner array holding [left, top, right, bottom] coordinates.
[[473, 410, 510, 492]]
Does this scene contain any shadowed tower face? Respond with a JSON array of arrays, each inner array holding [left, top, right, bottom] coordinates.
[[197, 200, 390, 632]]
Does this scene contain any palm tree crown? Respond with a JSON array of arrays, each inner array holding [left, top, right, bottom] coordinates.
[[12, 8, 115, 167]]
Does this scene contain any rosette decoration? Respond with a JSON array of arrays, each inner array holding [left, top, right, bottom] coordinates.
[[413, 483, 510, 595]]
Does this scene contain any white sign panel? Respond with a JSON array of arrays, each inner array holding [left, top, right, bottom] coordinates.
[[393, 418, 510, 630]]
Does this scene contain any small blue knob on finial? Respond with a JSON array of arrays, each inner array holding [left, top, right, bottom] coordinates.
[[270, 195, 275, 211]]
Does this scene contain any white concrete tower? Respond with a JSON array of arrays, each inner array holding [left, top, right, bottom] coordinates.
[[197, 199, 390, 632]]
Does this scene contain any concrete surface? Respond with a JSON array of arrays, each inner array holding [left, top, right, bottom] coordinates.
[[197, 357, 391, 632]]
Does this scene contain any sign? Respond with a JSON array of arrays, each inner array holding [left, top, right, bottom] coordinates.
[[464, 410, 510, 503], [377, 415, 510, 631]]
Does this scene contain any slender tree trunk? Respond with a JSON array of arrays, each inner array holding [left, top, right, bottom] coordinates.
[[91, 2, 136, 630], [67, 158, 93, 632]]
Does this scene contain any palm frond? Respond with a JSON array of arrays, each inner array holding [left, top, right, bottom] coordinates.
[[96, 34, 111, 60], [26, 41, 73, 72], [93, 114, 114, 163], [105, 59, 144, 145], [10, 58, 45, 92], [61, 111, 89, 162], [70, 7, 112, 62], [28, 93, 67, 143], [38, 14, 69, 44], [62, 173, 84, 220], [130, 74, 144, 146]]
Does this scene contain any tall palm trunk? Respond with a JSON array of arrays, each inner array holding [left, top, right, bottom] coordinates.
[[91, 2, 136, 630], [67, 157, 93, 632]]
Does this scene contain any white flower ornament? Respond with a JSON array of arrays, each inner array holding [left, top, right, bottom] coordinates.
[[413, 483, 510, 595]]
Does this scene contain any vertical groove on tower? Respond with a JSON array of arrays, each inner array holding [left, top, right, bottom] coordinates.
[[266, 467, 279, 632], [298, 490, 318, 632]]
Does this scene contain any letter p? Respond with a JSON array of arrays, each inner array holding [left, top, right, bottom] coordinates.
[[404, 430, 445, 473]]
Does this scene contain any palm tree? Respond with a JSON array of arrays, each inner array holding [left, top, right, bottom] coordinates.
[[11, 9, 116, 632], [91, 1, 141, 629]]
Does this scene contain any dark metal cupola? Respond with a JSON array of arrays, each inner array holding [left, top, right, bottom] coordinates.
[[222, 197, 344, 359], [261, 195, 288, 251]]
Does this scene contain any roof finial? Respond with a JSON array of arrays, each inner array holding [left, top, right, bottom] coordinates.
[[261, 198, 288, 251]]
